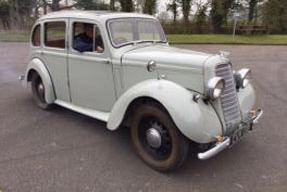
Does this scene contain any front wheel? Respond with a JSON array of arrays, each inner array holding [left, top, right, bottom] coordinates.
[[131, 102, 190, 172]]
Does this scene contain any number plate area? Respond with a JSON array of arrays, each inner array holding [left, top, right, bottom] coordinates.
[[229, 124, 249, 147]]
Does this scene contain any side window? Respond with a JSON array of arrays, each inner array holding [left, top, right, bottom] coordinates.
[[44, 21, 66, 49], [32, 24, 41, 47], [72, 22, 104, 53]]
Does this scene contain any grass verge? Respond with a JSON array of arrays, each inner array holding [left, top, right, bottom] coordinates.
[[0, 31, 29, 42], [167, 34, 287, 45], [1, 32, 287, 45]]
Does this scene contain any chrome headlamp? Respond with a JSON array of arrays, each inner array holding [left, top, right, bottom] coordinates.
[[207, 77, 225, 100], [235, 68, 251, 88]]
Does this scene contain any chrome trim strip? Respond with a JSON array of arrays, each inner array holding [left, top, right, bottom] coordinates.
[[197, 137, 231, 160]]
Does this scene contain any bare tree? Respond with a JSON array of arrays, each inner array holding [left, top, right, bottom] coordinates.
[[180, 0, 192, 24], [194, 0, 209, 33], [119, 0, 134, 12], [0, 0, 10, 29], [167, 0, 180, 23], [8, 0, 20, 30], [110, 0, 115, 10], [143, 0, 157, 15], [51, 0, 61, 11]]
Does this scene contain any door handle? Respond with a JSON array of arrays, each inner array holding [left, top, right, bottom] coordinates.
[[99, 58, 111, 64], [103, 59, 110, 64], [34, 50, 44, 55]]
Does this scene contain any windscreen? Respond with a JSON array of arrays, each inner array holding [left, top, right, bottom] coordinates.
[[108, 18, 166, 47]]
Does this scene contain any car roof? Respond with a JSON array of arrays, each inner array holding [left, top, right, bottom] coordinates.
[[38, 11, 156, 22]]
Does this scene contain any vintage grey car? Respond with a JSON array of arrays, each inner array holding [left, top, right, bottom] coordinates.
[[20, 11, 263, 171]]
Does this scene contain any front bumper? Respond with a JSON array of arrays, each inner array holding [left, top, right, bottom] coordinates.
[[19, 74, 28, 88], [19, 75, 25, 81], [197, 108, 263, 160]]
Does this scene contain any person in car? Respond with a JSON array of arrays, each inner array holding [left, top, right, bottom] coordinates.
[[73, 23, 104, 53]]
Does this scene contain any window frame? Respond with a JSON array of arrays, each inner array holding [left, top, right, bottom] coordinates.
[[31, 23, 41, 47], [106, 17, 167, 48], [43, 20, 67, 50], [70, 20, 105, 55]]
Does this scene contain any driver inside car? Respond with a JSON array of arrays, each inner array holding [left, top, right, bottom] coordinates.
[[73, 23, 104, 53]]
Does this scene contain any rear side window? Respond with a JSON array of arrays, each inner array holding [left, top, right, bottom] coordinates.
[[32, 24, 41, 46], [44, 21, 66, 49]]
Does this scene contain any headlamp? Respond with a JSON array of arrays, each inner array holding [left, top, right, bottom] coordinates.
[[235, 68, 251, 88], [207, 77, 225, 100]]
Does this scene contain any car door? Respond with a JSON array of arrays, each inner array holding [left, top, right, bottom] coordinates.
[[41, 19, 70, 102], [68, 19, 116, 111]]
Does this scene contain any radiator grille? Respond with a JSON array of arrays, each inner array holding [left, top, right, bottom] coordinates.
[[216, 64, 241, 134]]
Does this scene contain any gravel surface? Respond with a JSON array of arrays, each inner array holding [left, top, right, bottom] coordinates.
[[0, 42, 286, 192]]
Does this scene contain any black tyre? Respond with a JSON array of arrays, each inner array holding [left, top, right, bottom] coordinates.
[[31, 72, 53, 110], [131, 102, 190, 172]]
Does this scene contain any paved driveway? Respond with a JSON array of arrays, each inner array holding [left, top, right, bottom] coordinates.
[[0, 43, 286, 192]]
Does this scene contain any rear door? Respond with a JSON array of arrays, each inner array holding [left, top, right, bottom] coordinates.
[[41, 19, 70, 102]]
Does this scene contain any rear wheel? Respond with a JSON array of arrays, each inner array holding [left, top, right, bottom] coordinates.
[[31, 72, 53, 110], [131, 102, 189, 171]]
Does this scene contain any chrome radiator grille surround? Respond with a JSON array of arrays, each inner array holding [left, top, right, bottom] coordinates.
[[215, 64, 242, 135]]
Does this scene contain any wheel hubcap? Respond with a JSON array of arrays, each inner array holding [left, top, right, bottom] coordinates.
[[37, 83, 45, 100], [139, 117, 172, 160], [146, 128, 162, 149]]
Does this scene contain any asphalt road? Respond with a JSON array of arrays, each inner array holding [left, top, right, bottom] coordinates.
[[0, 43, 287, 192]]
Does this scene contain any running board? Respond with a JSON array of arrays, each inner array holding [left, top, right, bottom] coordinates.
[[54, 100, 110, 122]]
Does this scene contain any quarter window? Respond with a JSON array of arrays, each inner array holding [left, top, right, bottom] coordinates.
[[32, 24, 41, 47], [72, 22, 104, 53], [44, 21, 66, 49]]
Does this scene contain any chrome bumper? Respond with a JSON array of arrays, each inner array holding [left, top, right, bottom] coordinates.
[[198, 137, 231, 160], [198, 108, 263, 160], [19, 74, 27, 87], [19, 75, 25, 81], [250, 109, 263, 124]]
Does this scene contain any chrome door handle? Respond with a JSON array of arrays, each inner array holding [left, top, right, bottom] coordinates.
[[103, 59, 110, 64], [34, 50, 44, 55]]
